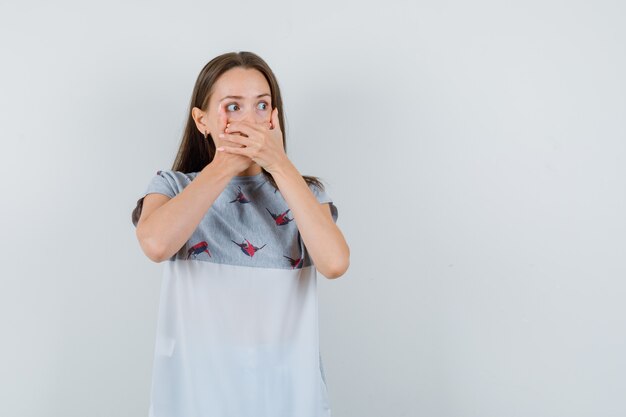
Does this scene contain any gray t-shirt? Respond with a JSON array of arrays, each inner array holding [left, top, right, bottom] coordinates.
[[139, 169, 338, 417]]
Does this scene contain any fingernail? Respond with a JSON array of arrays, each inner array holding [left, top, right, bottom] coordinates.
[[217, 147, 224, 151]]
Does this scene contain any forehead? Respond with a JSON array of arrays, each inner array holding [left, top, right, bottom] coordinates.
[[212, 67, 271, 97]]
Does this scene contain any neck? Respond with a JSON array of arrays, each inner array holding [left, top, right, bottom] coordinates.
[[236, 164, 263, 177]]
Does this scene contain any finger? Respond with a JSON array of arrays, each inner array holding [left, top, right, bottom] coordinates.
[[225, 120, 265, 136], [217, 104, 229, 134], [216, 144, 248, 154], [218, 132, 250, 146], [220, 137, 246, 148]]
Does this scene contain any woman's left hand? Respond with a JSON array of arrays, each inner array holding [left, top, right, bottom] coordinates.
[[216, 107, 289, 174]]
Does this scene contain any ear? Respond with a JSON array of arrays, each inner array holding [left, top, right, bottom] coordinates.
[[191, 107, 209, 135]]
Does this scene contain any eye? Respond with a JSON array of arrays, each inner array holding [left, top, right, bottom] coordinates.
[[226, 103, 239, 112], [257, 101, 269, 111]]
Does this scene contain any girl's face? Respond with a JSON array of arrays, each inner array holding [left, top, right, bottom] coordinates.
[[196, 67, 273, 147]]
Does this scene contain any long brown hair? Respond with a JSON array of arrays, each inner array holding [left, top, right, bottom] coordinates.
[[132, 51, 325, 226]]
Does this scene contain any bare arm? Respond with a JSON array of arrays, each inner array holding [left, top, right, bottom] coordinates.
[[215, 111, 349, 278], [135, 160, 234, 262], [271, 159, 350, 279]]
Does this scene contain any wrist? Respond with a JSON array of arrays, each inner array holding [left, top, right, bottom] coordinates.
[[268, 157, 295, 179], [203, 158, 236, 182]]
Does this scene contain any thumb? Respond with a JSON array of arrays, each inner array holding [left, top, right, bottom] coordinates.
[[270, 107, 280, 130]]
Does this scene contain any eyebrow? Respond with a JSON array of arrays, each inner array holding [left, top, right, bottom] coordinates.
[[219, 93, 271, 102]]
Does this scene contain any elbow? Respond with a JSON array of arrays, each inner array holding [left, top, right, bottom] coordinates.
[[142, 240, 168, 263], [136, 228, 167, 263], [322, 254, 350, 280], [148, 248, 168, 263]]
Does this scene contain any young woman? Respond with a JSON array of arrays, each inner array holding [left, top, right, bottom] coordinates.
[[132, 51, 350, 417]]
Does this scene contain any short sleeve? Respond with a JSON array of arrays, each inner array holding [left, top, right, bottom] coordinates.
[[309, 182, 339, 224], [143, 169, 177, 199], [132, 170, 184, 227]]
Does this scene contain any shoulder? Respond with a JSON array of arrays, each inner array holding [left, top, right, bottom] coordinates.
[[305, 177, 338, 222], [153, 169, 198, 189], [304, 176, 327, 193], [142, 169, 199, 200], [305, 178, 331, 201], [154, 169, 197, 182]]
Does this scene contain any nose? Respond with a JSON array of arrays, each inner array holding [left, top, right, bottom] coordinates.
[[229, 106, 268, 124], [242, 109, 257, 123]]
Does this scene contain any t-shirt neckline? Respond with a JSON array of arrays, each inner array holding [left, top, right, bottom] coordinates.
[[229, 171, 266, 184]]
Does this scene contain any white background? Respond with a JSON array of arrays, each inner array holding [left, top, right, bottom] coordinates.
[[1, 1, 625, 416]]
